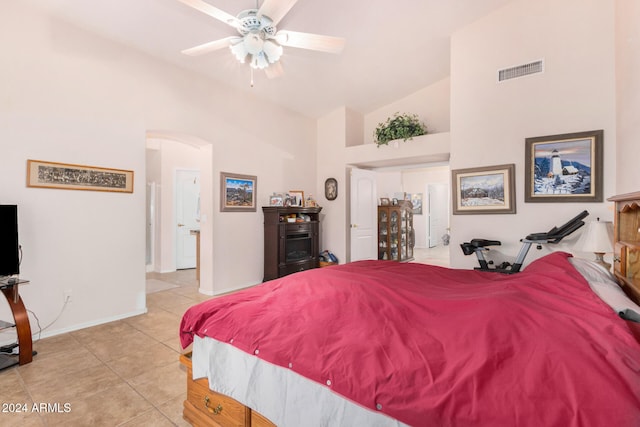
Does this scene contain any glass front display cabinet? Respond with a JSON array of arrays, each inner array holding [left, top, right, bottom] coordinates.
[[378, 201, 414, 262]]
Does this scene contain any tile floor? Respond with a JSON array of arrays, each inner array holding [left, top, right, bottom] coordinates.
[[412, 244, 450, 267], [0, 269, 207, 427]]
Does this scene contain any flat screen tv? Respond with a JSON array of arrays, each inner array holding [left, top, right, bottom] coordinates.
[[0, 205, 20, 277]]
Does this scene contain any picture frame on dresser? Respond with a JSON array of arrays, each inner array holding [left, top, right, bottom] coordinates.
[[220, 172, 257, 212], [269, 193, 284, 206], [288, 190, 304, 207]]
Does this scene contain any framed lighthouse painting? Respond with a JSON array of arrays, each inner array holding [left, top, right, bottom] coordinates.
[[524, 130, 603, 203]]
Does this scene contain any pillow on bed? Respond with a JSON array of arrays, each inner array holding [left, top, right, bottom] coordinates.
[[569, 256, 617, 283], [569, 257, 640, 322]]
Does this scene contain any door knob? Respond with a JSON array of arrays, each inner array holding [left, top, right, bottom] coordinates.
[[178, 223, 185, 227]]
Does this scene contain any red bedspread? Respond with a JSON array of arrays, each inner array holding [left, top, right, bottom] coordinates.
[[180, 252, 640, 426]]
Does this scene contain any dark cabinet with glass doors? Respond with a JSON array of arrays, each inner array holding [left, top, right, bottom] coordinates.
[[378, 201, 414, 262]]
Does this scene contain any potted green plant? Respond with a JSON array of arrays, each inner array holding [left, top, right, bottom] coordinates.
[[374, 112, 427, 147]]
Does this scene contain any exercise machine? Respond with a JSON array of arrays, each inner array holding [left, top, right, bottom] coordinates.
[[460, 210, 589, 274]]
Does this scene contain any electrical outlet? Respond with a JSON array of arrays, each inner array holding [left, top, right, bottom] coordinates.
[[64, 289, 72, 303]]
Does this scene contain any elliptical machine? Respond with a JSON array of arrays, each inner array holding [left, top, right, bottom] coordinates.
[[460, 210, 589, 274]]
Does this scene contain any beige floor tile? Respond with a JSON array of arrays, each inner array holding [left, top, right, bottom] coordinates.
[[163, 336, 191, 354], [26, 363, 123, 403], [0, 368, 30, 401], [147, 292, 194, 311], [106, 342, 178, 380], [17, 346, 102, 384], [169, 286, 208, 300], [78, 329, 159, 363], [31, 333, 82, 358], [128, 361, 186, 406], [42, 382, 153, 426], [157, 394, 193, 426], [0, 409, 46, 427], [123, 310, 182, 343], [117, 408, 176, 426], [163, 300, 202, 318]]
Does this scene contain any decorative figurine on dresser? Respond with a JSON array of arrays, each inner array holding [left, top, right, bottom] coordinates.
[[262, 206, 322, 281], [378, 200, 414, 262]]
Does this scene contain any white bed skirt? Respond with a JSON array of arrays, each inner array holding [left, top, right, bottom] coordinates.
[[192, 335, 408, 427]]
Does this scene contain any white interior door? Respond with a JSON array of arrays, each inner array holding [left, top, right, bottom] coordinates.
[[428, 183, 449, 247], [350, 168, 378, 262], [176, 170, 200, 269]]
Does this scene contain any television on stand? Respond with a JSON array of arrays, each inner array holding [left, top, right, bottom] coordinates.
[[0, 205, 20, 279]]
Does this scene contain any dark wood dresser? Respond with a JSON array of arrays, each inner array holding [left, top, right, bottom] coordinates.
[[262, 206, 322, 282]]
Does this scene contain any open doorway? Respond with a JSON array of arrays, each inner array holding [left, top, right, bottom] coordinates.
[[369, 163, 450, 267], [145, 137, 203, 274]]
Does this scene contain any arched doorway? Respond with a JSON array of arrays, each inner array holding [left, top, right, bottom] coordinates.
[[145, 131, 214, 292]]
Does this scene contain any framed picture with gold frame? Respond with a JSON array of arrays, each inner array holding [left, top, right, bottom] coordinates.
[[452, 163, 516, 215]]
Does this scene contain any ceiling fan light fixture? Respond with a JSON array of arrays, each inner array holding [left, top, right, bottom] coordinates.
[[263, 40, 283, 63], [251, 52, 270, 70], [244, 32, 264, 55], [230, 40, 249, 63], [179, 0, 345, 77]]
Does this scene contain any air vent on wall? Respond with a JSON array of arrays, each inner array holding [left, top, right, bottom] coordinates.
[[498, 59, 544, 82]]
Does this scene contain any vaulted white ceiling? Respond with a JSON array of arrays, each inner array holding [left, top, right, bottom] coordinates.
[[26, 0, 513, 118]]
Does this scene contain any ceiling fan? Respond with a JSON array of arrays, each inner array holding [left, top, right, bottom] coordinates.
[[177, 0, 346, 78]]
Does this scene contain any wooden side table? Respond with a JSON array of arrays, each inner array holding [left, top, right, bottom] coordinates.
[[0, 278, 33, 370]]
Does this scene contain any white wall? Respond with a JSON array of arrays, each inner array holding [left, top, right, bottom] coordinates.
[[375, 172, 403, 201], [449, 0, 617, 269], [364, 77, 451, 145], [317, 108, 348, 260], [615, 0, 640, 194], [0, 2, 316, 339]]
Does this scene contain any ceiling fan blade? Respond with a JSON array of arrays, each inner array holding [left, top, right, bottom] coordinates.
[[177, 0, 240, 28], [181, 37, 238, 56], [258, 0, 298, 26], [275, 31, 345, 54], [265, 61, 284, 79]]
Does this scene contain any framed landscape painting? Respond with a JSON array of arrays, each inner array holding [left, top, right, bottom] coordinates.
[[524, 130, 603, 203], [220, 172, 257, 212], [452, 164, 516, 215]]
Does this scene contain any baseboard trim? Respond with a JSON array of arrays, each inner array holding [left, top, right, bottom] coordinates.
[[33, 308, 148, 341]]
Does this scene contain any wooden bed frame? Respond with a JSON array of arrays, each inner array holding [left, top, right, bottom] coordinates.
[[180, 353, 276, 427]]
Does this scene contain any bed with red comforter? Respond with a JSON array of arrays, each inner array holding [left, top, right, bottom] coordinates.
[[180, 252, 640, 426]]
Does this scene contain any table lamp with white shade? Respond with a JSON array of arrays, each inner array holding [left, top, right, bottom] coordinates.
[[575, 217, 614, 270]]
